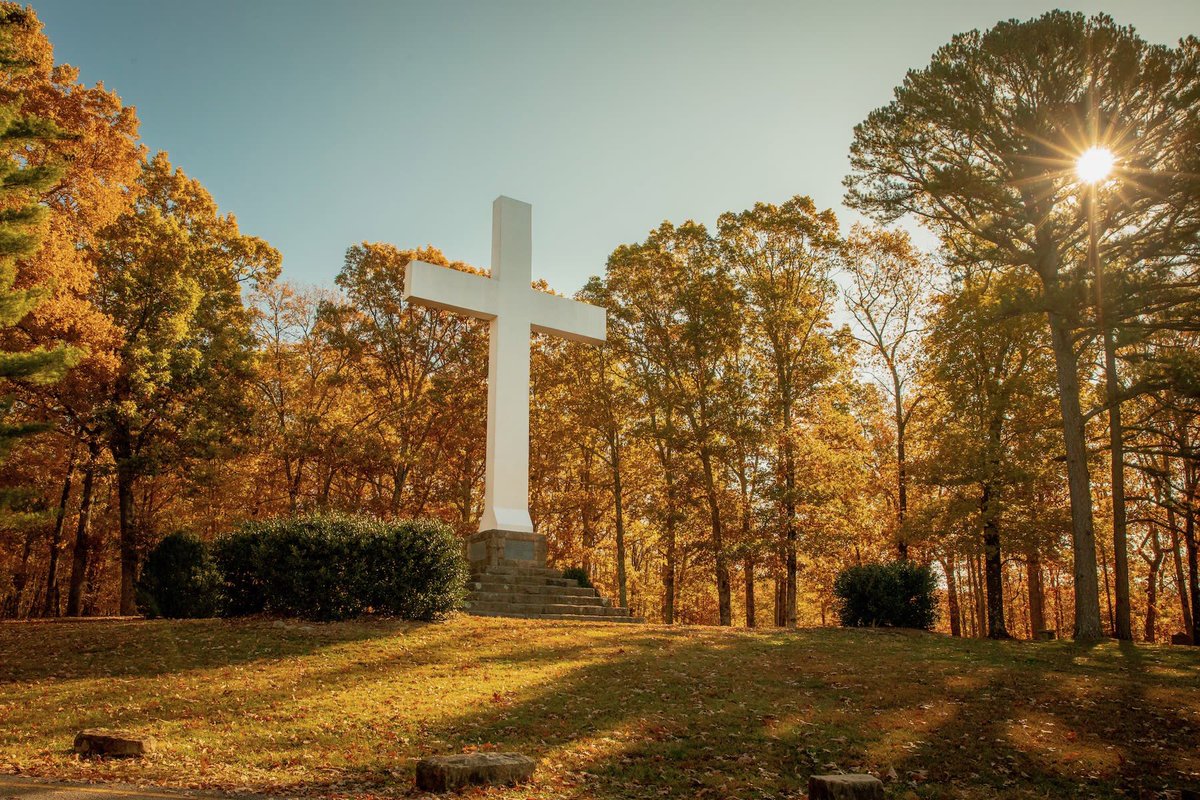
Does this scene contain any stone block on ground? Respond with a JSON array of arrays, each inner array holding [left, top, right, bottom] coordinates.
[[73, 729, 154, 758], [808, 773, 885, 800], [415, 752, 535, 792]]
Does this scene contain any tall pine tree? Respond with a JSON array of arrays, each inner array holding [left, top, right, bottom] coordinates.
[[0, 5, 77, 459]]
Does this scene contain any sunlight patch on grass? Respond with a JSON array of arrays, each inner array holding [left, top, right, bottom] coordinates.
[[1, 617, 1198, 799]]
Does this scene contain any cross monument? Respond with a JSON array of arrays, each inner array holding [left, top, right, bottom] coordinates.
[[403, 196, 607, 570]]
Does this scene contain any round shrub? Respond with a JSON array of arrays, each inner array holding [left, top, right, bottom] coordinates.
[[214, 513, 467, 621], [833, 560, 938, 630], [561, 566, 592, 588], [136, 531, 221, 619]]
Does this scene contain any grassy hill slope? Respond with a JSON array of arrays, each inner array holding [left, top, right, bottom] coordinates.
[[0, 616, 1196, 799]]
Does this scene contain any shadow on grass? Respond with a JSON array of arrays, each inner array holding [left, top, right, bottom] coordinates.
[[3, 619, 1198, 800], [388, 627, 1199, 799], [0, 617, 408, 683]]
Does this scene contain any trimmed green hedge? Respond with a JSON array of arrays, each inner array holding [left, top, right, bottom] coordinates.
[[833, 560, 938, 630], [136, 531, 222, 619], [139, 514, 467, 621], [214, 514, 468, 621]]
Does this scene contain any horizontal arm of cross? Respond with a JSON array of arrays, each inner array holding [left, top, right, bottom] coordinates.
[[529, 290, 607, 345], [404, 260, 498, 320]]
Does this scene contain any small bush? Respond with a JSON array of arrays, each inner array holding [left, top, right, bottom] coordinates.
[[833, 560, 938, 630], [136, 531, 221, 619], [214, 513, 467, 621], [561, 566, 592, 588]]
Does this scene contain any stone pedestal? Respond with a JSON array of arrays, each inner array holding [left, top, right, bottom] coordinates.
[[466, 529, 548, 572]]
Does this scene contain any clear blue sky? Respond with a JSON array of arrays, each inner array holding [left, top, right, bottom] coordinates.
[[30, 0, 1200, 293]]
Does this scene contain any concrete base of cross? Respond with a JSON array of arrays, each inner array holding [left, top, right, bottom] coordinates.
[[466, 529, 548, 571]]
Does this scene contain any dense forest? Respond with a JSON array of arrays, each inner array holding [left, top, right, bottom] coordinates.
[[1, 6, 1197, 642]]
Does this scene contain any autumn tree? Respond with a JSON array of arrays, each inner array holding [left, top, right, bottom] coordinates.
[[718, 197, 843, 626], [843, 226, 929, 561], [845, 12, 1200, 639], [250, 283, 360, 513], [90, 153, 279, 614], [918, 268, 1060, 638], [606, 222, 743, 625], [0, 2, 140, 617], [327, 245, 486, 522], [540, 295, 638, 607]]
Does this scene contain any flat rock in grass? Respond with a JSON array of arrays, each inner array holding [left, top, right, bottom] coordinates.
[[415, 752, 535, 792], [808, 773, 885, 800], [73, 729, 154, 758]]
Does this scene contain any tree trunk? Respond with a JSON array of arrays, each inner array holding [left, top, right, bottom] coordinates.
[[744, 555, 756, 628], [1100, 537, 1114, 635], [962, 554, 975, 637], [740, 473, 755, 628], [1006, 564, 1019, 636], [783, 430, 798, 628], [894, 390, 908, 561], [109, 423, 139, 616], [699, 449, 731, 626], [774, 575, 786, 627], [1164, 454, 1192, 635], [116, 461, 137, 616], [1051, 565, 1065, 635], [1045, 307, 1104, 640], [1184, 471, 1200, 646], [1089, 183, 1132, 642], [1027, 550, 1047, 638], [981, 483, 1009, 639], [1103, 340, 1132, 640], [942, 556, 962, 637], [83, 527, 105, 616], [2, 529, 38, 618], [66, 444, 99, 617], [1170, 512, 1192, 636], [662, 471, 677, 625], [973, 554, 987, 637], [41, 451, 77, 617], [610, 433, 628, 609], [580, 448, 595, 577], [1145, 524, 1163, 643]]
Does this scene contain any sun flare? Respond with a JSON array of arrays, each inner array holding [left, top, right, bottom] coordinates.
[[1076, 146, 1116, 184]]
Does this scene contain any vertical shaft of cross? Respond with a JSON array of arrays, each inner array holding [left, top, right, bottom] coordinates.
[[480, 197, 535, 533]]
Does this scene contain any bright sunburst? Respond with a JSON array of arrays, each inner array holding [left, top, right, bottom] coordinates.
[[1076, 146, 1116, 184]]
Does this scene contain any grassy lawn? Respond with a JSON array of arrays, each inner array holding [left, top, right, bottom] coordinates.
[[0, 616, 1197, 799]]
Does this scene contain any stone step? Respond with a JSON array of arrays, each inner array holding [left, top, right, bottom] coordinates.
[[465, 600, 629, 617], [470, 582, 597, 594], [472, 565, 564, 579], [468, 591, 609, 607], [470, 610, 644, 623], [472, 574, 577, 588]]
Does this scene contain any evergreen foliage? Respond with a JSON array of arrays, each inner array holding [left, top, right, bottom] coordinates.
[[214, 514, 467, 621], [833, 560, 938, 630], [135, 531, 220, 619], [0, 5, 78, 459]]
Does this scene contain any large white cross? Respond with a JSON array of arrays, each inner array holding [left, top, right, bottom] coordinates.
[[403, 196, 607, 534]]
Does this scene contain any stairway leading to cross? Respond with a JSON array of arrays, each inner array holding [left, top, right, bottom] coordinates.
[[464, 565, 642, 622]]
